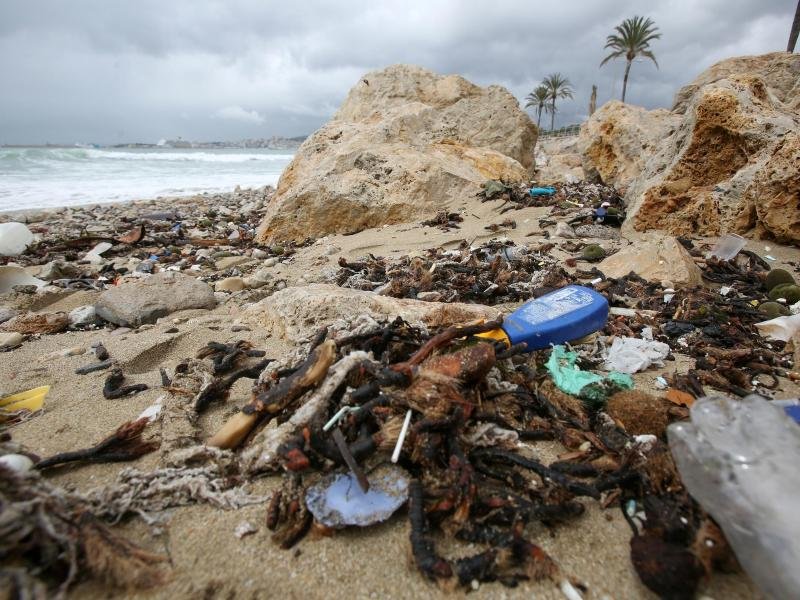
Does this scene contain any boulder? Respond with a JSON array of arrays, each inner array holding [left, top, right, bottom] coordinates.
[[256, 65, 536, 243], [672, 52, 800, 113], [578, 101, 679, 194], [535, 137, 585, 184], [598, 236, 703, 287], [243, 284, 501, 342], [581, 53, 800, 242], [95, 272, 216, 327]]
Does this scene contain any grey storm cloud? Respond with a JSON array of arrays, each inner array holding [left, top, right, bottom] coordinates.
[[0, 0, 794, 144]]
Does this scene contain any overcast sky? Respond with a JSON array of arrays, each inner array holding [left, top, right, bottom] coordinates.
[[0, 0, 794, 144]]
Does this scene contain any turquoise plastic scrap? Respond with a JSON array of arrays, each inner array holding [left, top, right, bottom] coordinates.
[[545, 345, 633, 407], [529, 186, 556, 197]]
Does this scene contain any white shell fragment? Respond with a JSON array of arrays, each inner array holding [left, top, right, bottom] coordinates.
[[0, 453, 35, 473], [305, 464, 410, 528]]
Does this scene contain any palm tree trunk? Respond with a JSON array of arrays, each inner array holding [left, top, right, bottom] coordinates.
[[789, 0, 800, 52], [621, 60, 632, 102], [537, 106, 542, 129], [550, 99, 556, 131]]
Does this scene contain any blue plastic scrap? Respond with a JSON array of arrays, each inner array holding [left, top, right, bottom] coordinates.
[[529, 186, 556, 197]]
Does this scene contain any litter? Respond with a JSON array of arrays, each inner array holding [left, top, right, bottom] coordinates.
[[530, 186, 556, 196], [708, 233, 746, 261], [668, 395, 800, 600], [546, 345, 633, 407], [0, 385, 49, 414], [754, 313, 800, 341], [602, 330, 671, 374], [0, 222, 35, 256], [305, 464, 410, 528]]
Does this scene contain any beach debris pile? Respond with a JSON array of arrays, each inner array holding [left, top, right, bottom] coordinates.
[[331, 241, 572, 304], [481, 179, 623, 216]]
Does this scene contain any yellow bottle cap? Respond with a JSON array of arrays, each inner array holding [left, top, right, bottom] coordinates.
[[475, 328, 511, 347]]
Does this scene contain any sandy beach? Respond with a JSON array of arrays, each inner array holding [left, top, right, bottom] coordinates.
[[3, 184, 793, 599]]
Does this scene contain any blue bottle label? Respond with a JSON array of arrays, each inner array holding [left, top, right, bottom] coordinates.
[[514, 287, 596, 325]]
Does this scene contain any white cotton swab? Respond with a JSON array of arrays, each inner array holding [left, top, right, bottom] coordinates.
[[391, 409, 413, 463]]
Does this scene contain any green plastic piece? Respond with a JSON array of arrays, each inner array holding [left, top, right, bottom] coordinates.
[[483, 180, 507, 199], [545, 346, 633, 409]]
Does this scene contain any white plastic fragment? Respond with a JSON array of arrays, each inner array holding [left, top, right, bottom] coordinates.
[[391, 409, 413, 463], [234, 521, 258, 539], [84, 242, 113, 264], [0, 222, 35, 256], [754, 313, 800, 342], [602, 332, 670, 374]]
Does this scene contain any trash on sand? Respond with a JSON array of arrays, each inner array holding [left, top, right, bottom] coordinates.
[[478, 285, 608, 351], [0, 265, 46, 294], [707, 233, 746, 261], [305, 464, 411, 528], [771, 399, 800, 424], [602, 329, 671, 374], [546, 345, 633, 407], [668, 394, 800, 600], [754, 313, 800, 341], [529, 186, 556, 196], [0, 385, 49, 414], [84, 241, 113, 263], [0, 222, 35, 256]]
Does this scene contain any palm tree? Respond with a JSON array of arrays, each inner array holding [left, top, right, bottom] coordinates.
[[524, 85, 551, 129], [542, 73, 574, 131], [789, 0, 799, 52], [600, 16, 661, 102]]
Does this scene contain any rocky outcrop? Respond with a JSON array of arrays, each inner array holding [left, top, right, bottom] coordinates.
[[243, 284, 500, 341], [535, 137, 584, 184], [579, 52, 800, 243], [95, 272, 216, 327], [256, 65, 536, 243], [672, 52, 800, 113], [578, 101, 679, 194]]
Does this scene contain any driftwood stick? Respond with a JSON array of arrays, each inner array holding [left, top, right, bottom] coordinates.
[[207, 340, 337, 449], [241, 350, 374, 473]]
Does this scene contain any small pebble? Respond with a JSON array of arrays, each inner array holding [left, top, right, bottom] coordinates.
[[0, 332, 24, 349]]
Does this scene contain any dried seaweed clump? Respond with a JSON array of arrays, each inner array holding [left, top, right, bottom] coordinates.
[[0, 459, 168, 597]]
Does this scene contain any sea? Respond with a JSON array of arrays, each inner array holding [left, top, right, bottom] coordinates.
[[0, 146, 294, 212]]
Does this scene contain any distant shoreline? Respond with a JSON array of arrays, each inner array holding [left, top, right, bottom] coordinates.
[[0, 182, 275, 219], [1, 136, 306, 151]]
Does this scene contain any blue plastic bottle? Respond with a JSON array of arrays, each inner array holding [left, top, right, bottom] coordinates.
[[480, 285, 609, 351]]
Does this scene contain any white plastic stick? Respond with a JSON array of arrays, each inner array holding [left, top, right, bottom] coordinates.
[[391, 409, 413, 463]]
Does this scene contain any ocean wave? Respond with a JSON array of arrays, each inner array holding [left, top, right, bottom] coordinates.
[[0, 147, 294, 164]]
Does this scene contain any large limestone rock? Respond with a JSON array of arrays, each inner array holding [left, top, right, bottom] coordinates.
[[256, 65, 536, 243], [580, 53, 800, 243], [672, 52, 800, 113], [95, 272, 216, 327], [578, 101, 679, 194], [243, 284, 501, 341], [598, 236, 703, 287], [535, 137, 585, 184]]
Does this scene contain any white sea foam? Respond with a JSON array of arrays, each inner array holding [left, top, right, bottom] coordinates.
[[0, 146, 294, 211]]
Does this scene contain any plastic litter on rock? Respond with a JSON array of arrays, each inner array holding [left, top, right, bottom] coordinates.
[[754, 313, 800, 341], [602, 328, 671, 374], [707, 233, 746, 261]]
